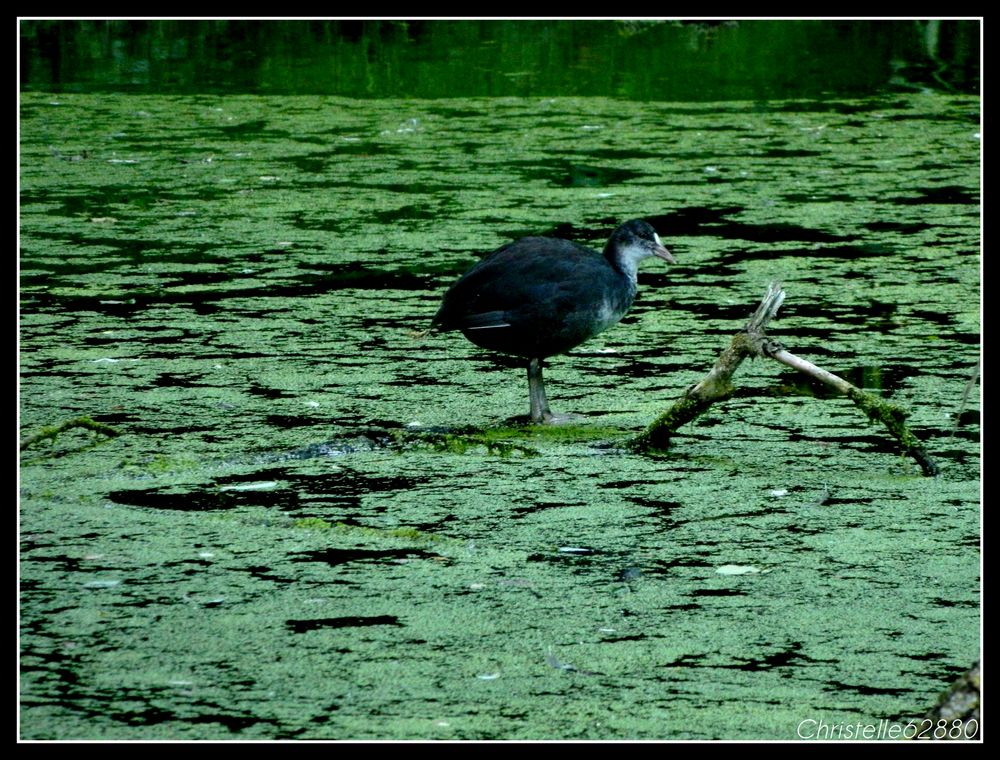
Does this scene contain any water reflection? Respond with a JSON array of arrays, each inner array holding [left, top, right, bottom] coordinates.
[[20, 19, 980, 99]]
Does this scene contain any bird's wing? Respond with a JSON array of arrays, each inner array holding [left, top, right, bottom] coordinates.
[[458, 310, 511, 329], [433, 241, 597, 327]]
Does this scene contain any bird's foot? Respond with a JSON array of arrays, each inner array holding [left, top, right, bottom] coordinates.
[[536, 411, 585, 425]]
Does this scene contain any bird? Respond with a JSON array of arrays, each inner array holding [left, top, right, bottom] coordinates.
[[431, 219, 675, 423]]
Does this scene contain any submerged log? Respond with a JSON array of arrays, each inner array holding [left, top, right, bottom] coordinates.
[[631, 283, 940, 476]]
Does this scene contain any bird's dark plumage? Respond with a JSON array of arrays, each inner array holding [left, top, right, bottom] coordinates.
[[433, 219, 674, 422]]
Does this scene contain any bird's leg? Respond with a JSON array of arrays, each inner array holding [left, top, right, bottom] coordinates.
[[527, 358, 553, 423]]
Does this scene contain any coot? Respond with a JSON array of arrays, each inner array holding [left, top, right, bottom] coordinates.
[[432, 219, 675, 423]]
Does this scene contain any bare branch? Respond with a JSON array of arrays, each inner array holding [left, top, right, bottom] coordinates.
[[632, 283, 939, 476]]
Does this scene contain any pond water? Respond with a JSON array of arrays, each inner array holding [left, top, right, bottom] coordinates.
[[19, 21, 980, 742]]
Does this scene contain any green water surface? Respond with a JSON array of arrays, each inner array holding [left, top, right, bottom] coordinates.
[[19, 90, 979, 740]]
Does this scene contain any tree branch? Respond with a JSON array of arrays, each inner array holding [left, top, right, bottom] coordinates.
[[631, 283, 939, 476]]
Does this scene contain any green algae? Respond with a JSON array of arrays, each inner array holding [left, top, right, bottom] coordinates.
[[19, 416, 121, 453], [20, 91, 979, 740]]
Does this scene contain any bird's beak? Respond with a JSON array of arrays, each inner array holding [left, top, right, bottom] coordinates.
[[650, 232, 676, 264], [652, 243, 676, 264]]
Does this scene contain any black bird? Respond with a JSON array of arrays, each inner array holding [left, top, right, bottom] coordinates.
[[432, 219, 675, 423]]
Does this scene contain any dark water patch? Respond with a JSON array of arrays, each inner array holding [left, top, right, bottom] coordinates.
[[150, 372, 199, 388], [22, 184, 233, 217], [218, 118, 280, 136], [781, 193, 857, 203], [889, 186, 979, 205], [906, 651, 952, 662], [760, 147, 824, 158], [282, 467, 424, 502], [26, 270, 432, 319], [296, 261, 431, 291], [371, 204, 441, 223], [286, 615, 402, 632], [945, 333, 980, 346], [764, 99, 914, 115], [825, 680, 910, 697], [663, 602, 703, 612], [690, 588, 746, 597], [247, 383, 289, 400], [769, 364, 921, 397], [509, 161, 646, 188], [931, 597, 976, 608], [647, 207, 853, 245], [954, 410, 980, 427], [650, 300, 770, 323], [558, 147, 666, 161], [107, 483, 299, 512], [244, 564, 296, 584], [908, 309, 958, 326], [158, 270, 235, 288], [277, 433, 397, 461], [783, 432, 918, 458], [598, 479, 669, 489], [266, 415, 327, 429], [292, 547, 438, 567], [646, 557, 712, 575], [718, 244, 896, 266], [725, 644, 823, 671], [623, 497, 683, 520], [601, 633, 648, 643], [525, 548, 601, 568]]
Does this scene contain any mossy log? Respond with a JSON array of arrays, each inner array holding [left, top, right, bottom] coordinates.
[[19, 416, 121, 452], [631, 283, 940, 476]]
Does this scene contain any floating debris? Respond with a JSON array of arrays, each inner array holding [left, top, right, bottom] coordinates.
[[219, 481, 279, 492], [558, 546, 594, 554], [83, 579, 120, 589], [716, 564, 760, 575], [617, 567, 643, 582], [544, 648, 576, 671], [476, 672, 501, 680]]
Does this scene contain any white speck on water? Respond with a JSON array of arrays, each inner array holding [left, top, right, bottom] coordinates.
[[580, 124, 603, 130], [107, 158, 138, 164], [259, 175, 280, 182], [469, 583, 486, 590], [716, 565, 760, 575], [91, 357, 120, 364], [558, 546, 593, 554], [593, 192, 615, 198], [598, 627, 617, 634], [168, 680, 193, 687], [198, 552, 214, 559], [436, 721, 451, 728], [704, 166, 719, 173], [306, 400, 321, 408], [769, 488, 789, 497], [219, 481, 278, 492], [83, 579, 121, 589], [476, 672, 501, 680]]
